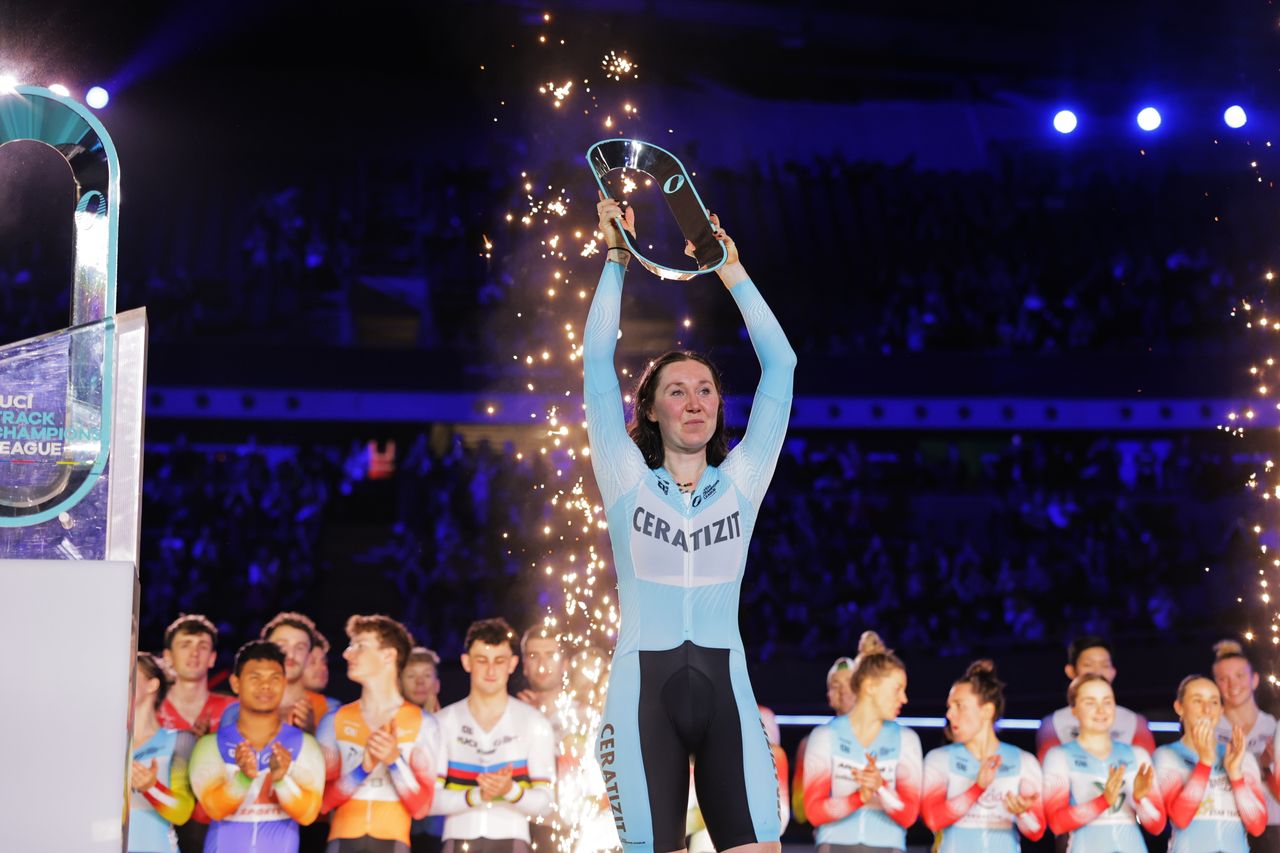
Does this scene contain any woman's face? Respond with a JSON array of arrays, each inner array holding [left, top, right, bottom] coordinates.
[[134, 664, 157, 710], [1071, 678, 1116, 737], [646, 359, 719, 457], [400, 661, 439, 708], [1176, 677, 1224, 730], [945, 682, 991, 745], [864, 668, 908, 722], [827, 670, 855, 715]]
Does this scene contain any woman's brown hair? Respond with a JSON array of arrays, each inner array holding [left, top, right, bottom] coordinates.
[[849, 631, 906, 696], [1067, 672, 1113, 707], [136, 652, 171, 711], [954, 658, 1006, 720]]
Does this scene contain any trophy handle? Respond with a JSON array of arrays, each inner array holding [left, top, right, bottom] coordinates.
[[2, 86, 121, 324], [0, 87, 122, 532], [586, 139, 727, 281]]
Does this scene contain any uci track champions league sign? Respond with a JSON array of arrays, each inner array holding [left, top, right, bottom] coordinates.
[[0, 85, 147, 563], [0, 390, 102, 459]]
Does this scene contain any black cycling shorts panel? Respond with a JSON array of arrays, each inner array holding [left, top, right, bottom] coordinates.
[[636, 641, 764, 852]]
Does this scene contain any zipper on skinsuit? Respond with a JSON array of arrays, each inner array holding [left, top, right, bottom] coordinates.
[[682, 504, 693, 639]]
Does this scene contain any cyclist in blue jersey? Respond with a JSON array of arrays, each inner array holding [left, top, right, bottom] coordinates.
[[1042, 674, 1165, 852], [130, 652, 195, 853], [585, 194, 796, 853], [802, 631, 921, 853], [1155, 675, 1267, 852], [922, 660, 1045, 852], [793, 656, 857, 827]]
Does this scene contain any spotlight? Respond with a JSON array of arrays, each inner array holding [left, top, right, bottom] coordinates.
[[1136, 107, 1161, 131], [0, 75, 17, 95], [1053, 110, 1078, 134], [48, 83, 70, 97], [1224, 105, 1248, 129], [85, 86, 109, 109]]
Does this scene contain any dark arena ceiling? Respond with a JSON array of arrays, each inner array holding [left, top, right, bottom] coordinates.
[[1, 0, 1274, 130]]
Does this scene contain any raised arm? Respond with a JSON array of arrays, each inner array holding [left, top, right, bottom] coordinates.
[[713, 222, 797, 506], [583, 197, 649, 508]]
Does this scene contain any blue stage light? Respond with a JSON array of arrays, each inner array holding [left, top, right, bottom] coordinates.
[[1136, 107, 1161, 131], [1224, 105, 1248, 128], [85, 86, 110, 109], [1053, 110, 1078, 134]]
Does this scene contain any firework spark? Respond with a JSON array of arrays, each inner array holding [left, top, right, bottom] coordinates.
[[602, 50, 638, 81], [539, 79, 574, 107], [1226, 230, 1280, 672], [486, 24, 650, 853]]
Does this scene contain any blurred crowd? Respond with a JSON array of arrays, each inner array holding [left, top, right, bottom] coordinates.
[[137, 428, 1260, 664], [1, 153, 1264, 363]]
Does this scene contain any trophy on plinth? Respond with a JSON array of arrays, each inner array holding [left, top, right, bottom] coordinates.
[[0, 85, 147, 850]]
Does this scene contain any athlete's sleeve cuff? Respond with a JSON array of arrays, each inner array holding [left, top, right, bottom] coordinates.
[[274, 774, 303, 800], [878, 784, 904, 812], [1137, 795, 1161, 822]]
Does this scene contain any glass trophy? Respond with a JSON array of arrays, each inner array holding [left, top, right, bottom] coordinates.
[[586, 138, 727, 281], [0, 86, 146, 851]]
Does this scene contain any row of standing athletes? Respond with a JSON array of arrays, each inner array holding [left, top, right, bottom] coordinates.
[[793, 632, 1280, 853], [127, 607, 1280, 853], [129, 611, 571, 853]]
